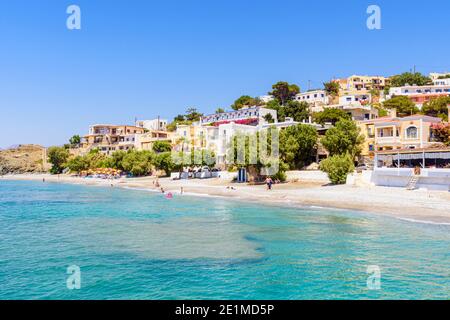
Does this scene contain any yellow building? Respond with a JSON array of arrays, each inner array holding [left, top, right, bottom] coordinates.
[[174, 124, 209, 151], [136, 130, 175, 151], [358, 113, 443, 162], [81, 124, 145, 155], [335, 75, 389, 94]]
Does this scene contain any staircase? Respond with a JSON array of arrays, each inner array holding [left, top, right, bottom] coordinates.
[[406, 175, 420, 190]]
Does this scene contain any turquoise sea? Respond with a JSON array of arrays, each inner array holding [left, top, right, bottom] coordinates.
[[0, 180, 449, 300]]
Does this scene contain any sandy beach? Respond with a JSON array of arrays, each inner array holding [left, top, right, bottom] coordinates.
[[2, 173, 450, 224]]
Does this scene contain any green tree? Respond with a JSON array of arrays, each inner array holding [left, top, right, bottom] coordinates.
[[185, 107, 203, 122], [66, 155, 89, 173], [313, 108, 352, 125], [421, 96, 450, 121], [263, 113, 275, 123], [269, 81, 300, 105], [323, 81, 339, 96], [152, 141, 172, 153], [154, 152, 176, 176], [215, 107, 225, 114], [231, 95, 262, 110], [105, 150, 128, 170], [280, 124, 318, 169], [321, 119, 364, 157], [284, 101, 310, 122], [47, 146, 70, 174], [121, 150, 155, 176], [69, 135, 81, 147], [383, 96, 419, 117], [389, 72, 432, 87], [320, 154, 355, 184], [264, 100, 309, 122], [229, 128, 284, 179]]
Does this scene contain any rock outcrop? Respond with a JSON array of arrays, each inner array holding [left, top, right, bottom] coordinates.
[[0, 145, 48, 174]]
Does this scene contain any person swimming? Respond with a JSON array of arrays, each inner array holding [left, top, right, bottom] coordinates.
[[165, 192, 173, 199]]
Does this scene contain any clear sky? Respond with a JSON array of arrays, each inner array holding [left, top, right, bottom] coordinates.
[[1, 0, 450, 148]]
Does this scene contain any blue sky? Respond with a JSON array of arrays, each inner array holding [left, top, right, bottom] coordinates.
[[1, 0, 450, 148]]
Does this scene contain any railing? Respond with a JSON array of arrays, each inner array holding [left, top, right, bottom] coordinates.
[[375, 136, 400, 144]]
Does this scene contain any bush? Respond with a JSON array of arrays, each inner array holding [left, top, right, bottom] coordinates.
[[47, 146, 70, 174], [320, 154, 355, 184], [121, 150, 155, 176]]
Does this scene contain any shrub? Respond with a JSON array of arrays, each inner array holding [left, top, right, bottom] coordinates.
[[320, 154, 355, 184], [47, 146, 70, 174]]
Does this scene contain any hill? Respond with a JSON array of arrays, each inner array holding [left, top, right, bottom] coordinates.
[[0, 145, 49, 174]]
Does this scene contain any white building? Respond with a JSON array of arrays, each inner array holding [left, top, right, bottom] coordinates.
[[339, 93, 371, 106], [295, 90, 329, 106], [259, 95, 274, 103], [433, 78, 450, 86], [389, 84, 450, 97], [136, 118, 168, 131], [205, 123, 258, 166], [200, 106, 277, 126], [429, 72, 450, 81]]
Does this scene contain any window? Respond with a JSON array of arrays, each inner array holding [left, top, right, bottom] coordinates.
[[406, 126, 418, 139]]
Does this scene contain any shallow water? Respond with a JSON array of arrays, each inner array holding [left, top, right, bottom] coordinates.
[[0, 180, 449, 299]]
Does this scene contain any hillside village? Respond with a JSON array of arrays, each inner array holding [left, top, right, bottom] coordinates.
[[15, 71, 450, 190]]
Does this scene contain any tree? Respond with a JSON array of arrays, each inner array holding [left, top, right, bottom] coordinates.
[[283, 100, 310, 122], [66, 155, 89, 173], [389, 72, 432, 87], [152, 141, 172, 153], [422, 96, 450, 121], [173, 114, 186, 122], [69, 135, 81, 147], [431, 123, 450, 146], [154, 152, 176, 176], [263, 113, 275, 123], [313, 108, 352, 125], [215, 108, 225, 114], [231, 95, 261, 110], [383, 96, 419, 117], [321, 119, 364, 157], [264, 100, 310, 122], [320, 154, 355, 184], [323, 81, 339, 96], [47, 146, 70, 174], [185, 107, 203, 122], [280, 124, 318, 169], [269, 81, 300, 105], [106, 150, 127, 170], [121, 150, 155, 176], [229, 128, 284, 179]]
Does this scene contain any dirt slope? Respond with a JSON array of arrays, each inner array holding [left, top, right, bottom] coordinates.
[[0, 145, 48, 174]]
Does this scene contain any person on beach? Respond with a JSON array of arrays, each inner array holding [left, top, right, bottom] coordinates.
[[180, 187, 184, 195], [160, 187, 165, 193], [265, 177, 273, 190]]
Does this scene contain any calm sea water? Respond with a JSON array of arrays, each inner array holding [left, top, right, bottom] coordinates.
[[0, 180, 449, 300]]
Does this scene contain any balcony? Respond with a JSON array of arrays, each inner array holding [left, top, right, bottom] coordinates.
[[376, 136, 401, 145]]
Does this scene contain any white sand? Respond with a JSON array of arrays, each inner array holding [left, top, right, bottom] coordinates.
[[2, 173, 450, 224]]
